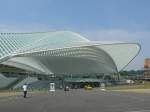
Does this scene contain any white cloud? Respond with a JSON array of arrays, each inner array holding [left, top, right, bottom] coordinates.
[[82, 29, 149, 42], [0, 23, 52, 33]]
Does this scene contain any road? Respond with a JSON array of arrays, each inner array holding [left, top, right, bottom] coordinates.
[[0, 89, 150, 112]]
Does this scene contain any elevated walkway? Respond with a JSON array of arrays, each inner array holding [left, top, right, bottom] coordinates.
[[13, 76, 38, 89], [0, 73, 18, 89]]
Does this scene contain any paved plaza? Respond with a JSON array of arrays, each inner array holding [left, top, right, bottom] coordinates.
[[0, 89, 150, 112]]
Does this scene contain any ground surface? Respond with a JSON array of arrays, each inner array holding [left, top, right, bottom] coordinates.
[[0, 89, 150, 112]]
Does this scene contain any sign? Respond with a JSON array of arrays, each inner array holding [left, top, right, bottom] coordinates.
[[100, 83, 106, 91], [49, 83, 55, 92]]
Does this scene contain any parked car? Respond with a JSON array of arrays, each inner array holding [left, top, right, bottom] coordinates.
[[84, 85, 93, 90]]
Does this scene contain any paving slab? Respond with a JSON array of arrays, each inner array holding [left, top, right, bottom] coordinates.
[[0, 89, 150, 112]]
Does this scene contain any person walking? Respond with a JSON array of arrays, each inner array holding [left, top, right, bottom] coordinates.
[[22, 83, 28, 98]]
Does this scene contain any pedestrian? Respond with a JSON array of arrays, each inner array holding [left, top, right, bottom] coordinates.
[[22, 83, 28, 98]]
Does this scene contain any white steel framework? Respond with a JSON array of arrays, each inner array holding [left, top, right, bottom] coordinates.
[[0, 31, 141, 75]]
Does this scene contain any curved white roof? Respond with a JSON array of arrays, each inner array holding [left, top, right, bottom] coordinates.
[[0, 31, 140, 75]]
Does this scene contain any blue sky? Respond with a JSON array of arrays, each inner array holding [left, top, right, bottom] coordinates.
[[0, 0, 149, 70]]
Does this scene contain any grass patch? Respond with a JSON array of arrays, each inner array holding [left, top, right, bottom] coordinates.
[[106, 82, 150, 93]]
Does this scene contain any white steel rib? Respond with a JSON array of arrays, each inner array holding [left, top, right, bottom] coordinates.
[[0, 31, 141, 75]]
